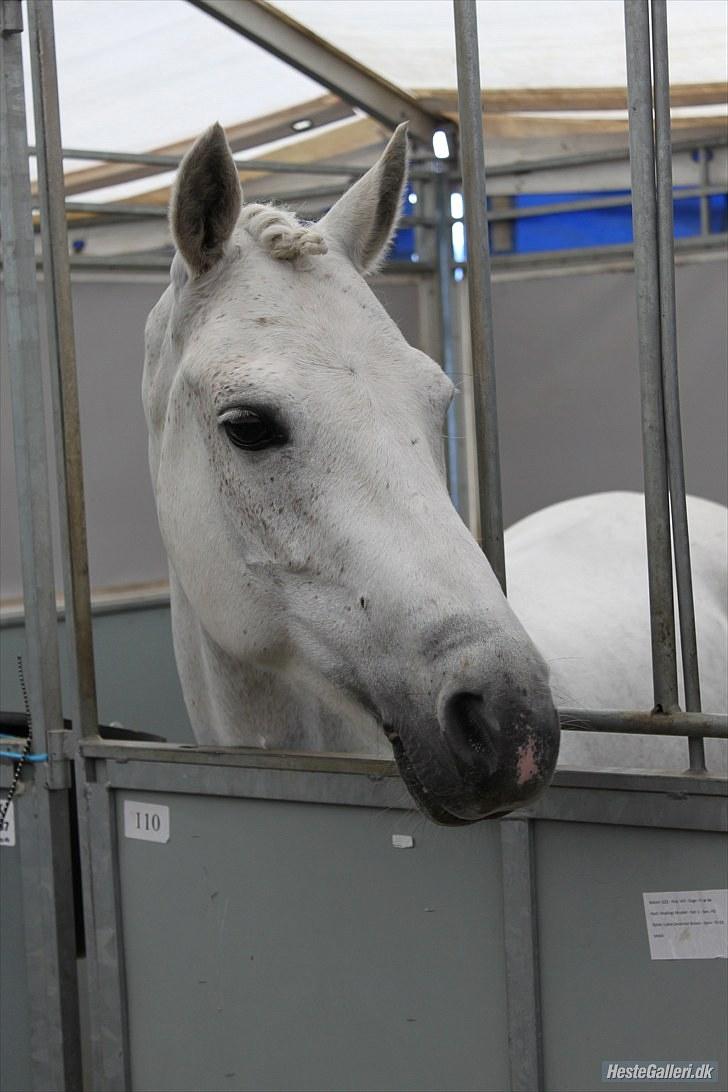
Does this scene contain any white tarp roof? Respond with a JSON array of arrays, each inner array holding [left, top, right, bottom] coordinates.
[[274, 0, 728, 91], [20, 0, 728, 203]]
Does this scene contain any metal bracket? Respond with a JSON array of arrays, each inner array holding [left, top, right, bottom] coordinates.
[[46, 731, 74, 789], [0, 1, 23, 35]]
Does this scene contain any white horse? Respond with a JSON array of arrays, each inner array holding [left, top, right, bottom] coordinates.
[[143, 123, 727, 823]]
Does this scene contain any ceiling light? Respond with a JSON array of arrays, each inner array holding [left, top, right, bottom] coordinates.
[[432, 129, 450, 160]]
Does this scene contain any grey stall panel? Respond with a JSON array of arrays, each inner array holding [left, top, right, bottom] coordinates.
[[536, 821, 728, 1092], [115, 791, 508, 1092], [0, 793, 33, 1092]]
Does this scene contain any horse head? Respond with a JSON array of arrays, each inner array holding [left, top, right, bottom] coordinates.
[[142, 122, 560, 824]]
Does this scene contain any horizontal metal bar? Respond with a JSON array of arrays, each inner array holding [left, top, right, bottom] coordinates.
[[81, 738, 728, 781], [28, 143, 371, 177], [482, 132, 728, 179], [452, 231, 728, 270], [486, 185, 727, 223], [520, 781, 726, 832], [49, 181, 725, 228], [4, 232, 722, 281], [558, 708, 727, 738], [80, 752, 727, 833], [29, 143, 438, 183], [29, 129, 727, 182]]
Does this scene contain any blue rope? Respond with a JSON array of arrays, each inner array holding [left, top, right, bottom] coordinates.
[[0, 750, 48, 763]]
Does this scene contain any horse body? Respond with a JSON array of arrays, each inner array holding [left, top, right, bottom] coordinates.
[[506, 491, 727, 770], [144, 123, 726, 823]]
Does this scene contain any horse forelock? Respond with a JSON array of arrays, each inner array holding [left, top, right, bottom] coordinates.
[[239, 203, 327, 262]]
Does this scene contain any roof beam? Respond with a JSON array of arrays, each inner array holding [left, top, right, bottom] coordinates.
[[189, 0, 448, 147], [55, 94, 354, 198]]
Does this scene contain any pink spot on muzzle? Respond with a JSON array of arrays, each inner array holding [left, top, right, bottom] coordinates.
[[516, 738, 540, 785]]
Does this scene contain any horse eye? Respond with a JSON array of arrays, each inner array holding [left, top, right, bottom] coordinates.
[[219, 409, 285, 451]]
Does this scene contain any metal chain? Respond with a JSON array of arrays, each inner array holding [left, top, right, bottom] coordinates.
[[0, 657, 32, 825]]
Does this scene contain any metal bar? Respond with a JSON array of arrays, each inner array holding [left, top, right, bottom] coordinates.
[[483, 185, 726, 222], [434, 168, 461, 510], [651, 0, 705, 771], [27, 0, 100, 743], [6, 229, 719, 276], [476, 132, 728, 179], [190, 0, 447, 146], [455, 230, 728, 271], [76, 744, 728, 799], [15, 778, 84, 1091], [76, 755, 728, 832], [49, 183, 727, 226], [558, 708, 726, 738], [500, 820, 543, 1092], [30, 143, 370, 176], [0, 7, 82, 1089], [519, 781, 726, 832], [54, 198, 440, 228], [697, 147, 711, 236], [29, 129, 728, 180], [0, 0, 63, 767], [453, 0, 506, 591], [83, 779, 132, 1090], [624, 0, 679, 711]]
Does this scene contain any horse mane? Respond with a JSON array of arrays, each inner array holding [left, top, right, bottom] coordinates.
[[240, 203, 328, 262]]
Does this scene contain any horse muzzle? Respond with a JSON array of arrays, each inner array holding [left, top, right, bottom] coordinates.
[[386, 690, 560, 825]]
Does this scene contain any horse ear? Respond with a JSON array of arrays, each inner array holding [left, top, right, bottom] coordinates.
[[319, 123, 408, 275], [170, 123, 242, 278]]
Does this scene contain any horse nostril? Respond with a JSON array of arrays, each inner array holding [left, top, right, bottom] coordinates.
[[439, 691, 500, 777]]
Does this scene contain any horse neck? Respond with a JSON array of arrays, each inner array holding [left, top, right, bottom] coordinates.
[[168, 572, 383, 755]]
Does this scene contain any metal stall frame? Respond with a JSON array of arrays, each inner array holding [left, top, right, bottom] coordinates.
[[2, 0, 726, 1089], [0, 2, 82, 1089]]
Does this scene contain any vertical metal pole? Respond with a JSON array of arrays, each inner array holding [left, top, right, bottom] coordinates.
[[650, 0, 705, 771], [25, 2, 117, 1083], [697, 148, 710, 238], [434, 166, 462, 512], [452, 0, 506, 592], [27, 0, 100, 743], [0, 3, 82, 1088], [500, 819, 544, 1092], [624, 0, 679, 712]]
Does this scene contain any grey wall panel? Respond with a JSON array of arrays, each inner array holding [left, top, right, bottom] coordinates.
[[0, 606, 192, 743], [115, 790, 509, 1092], [536, 821, 728, 1092], [1, 276, 170, 600], [490, 259, 728, 527], [2, 259, 726, 600]]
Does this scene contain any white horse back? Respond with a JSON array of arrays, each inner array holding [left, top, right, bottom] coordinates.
[[505, 492, 727, 771]]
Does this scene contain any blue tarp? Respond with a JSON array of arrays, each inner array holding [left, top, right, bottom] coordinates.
[[390, 186, 727, 261]]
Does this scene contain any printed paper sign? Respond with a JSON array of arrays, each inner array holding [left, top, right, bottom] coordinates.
[[643, 890, 727, 960], [123, 800, 170, 844], [392, 834, 414, 849], [0, 802, 16, 847]]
